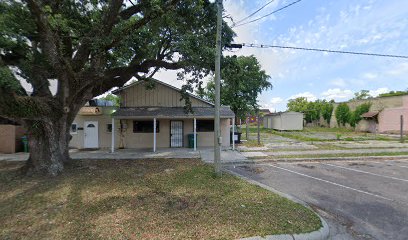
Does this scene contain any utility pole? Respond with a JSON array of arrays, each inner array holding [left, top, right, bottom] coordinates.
[[257, 110, 261, 145], [400, 115, 404, 143], [214, 0, 222, 175]]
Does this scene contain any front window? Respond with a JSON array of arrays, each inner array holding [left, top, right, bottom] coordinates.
[[133, 121, 160, 133], [197, 120, 214, 132]]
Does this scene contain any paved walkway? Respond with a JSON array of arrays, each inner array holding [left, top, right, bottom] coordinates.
[[200, 149, 250, 163], [0, 148, 250, 164]]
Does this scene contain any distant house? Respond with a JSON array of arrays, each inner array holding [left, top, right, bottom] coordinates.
[[263, 112, 304, 131], [331, 95, 408, 133], [246, 108, 271, 124], [69, 79, 235, 150]]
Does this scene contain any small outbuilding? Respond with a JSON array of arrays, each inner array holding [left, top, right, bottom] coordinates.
[[263, 111, 304, 131]]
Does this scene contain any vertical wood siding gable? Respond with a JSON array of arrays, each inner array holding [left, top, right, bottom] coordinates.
[[120, 82, 212, 107]]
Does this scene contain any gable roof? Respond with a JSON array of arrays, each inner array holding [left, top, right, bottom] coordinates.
[[112, 78, 214, 106]]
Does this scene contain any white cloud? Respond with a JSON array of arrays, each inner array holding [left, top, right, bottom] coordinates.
[[260, 104, 276, 113], [362, 72, 378, 79], [330, 78, 347, 87], [223, 1, 284, 80], [288, 92, 317, 101], [321, 88, 354, 101], [369, 87, 389, 97], [387, 62, 408, 76], [270, 97, 283, 105]]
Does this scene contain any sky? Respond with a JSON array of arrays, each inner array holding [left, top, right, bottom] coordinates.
[[219, 0, 408, 111], [19, 0, 408, 111]]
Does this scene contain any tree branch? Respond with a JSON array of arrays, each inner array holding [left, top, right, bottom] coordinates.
[[72, 0, 124, 71], [24, 0, 61, 69], [0, 89, 60, 120]]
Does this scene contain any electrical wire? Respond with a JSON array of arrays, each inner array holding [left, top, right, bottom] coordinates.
[[234, 0, 276, 26], [240, 43, 408, 59], [234, 0, 304, 28]]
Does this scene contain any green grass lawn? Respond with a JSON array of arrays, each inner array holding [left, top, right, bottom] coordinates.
[[242, 140, 264, 148], [0, 159, 321, 240], [243, 125, 395, 142]]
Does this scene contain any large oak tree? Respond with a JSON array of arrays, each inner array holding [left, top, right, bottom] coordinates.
[[0, 0, 234, 176]]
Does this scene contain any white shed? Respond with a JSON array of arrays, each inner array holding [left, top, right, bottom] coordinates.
[[263, 112, 304, 131]]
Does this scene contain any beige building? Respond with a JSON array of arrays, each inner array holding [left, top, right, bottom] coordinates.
[[263, 112, 304, 131], [69, 79, 235, 151]]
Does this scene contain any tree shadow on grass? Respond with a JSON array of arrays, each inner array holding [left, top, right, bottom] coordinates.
[[0, 159, 250, 239]]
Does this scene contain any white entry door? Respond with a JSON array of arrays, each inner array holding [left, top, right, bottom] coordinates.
[[84, 121, 99, 148], [170, 121, 183, 147]]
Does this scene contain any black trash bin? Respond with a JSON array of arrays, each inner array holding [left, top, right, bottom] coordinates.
[[230, 132, 242, 144]]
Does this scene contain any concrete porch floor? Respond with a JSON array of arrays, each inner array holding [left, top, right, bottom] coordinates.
[[0, 147, 249, 164]]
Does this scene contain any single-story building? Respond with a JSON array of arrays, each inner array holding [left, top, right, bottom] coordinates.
[[69, 79, 235, 151], [331, 95, 408, 133], [263, 111, 304, 131]]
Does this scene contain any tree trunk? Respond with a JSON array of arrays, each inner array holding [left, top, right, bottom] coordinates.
[[23, 117, 72, 176]]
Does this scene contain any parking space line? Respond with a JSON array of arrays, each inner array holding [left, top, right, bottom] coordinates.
[[322, 163, 408, 182], [387, 161, 408, 168], [370, 161, 408, 169], [263, 164, 393, 201]]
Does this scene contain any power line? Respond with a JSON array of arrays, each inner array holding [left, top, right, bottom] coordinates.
[[234, 0, 276, 26], [234, 0, 304, 28], [236, 43, 408, 59]]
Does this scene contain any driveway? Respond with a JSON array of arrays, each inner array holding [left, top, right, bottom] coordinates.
[[226, 159, 408, 240]]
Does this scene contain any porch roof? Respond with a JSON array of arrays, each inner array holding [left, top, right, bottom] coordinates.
[[112, 107, 235, 119], [361, 111, 379, 118]]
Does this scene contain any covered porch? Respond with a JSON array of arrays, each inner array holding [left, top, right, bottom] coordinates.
[[110, 107, 235, 152]]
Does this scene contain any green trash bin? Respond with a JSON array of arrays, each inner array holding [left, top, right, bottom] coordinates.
[[21, 136, 29, 152], [188, 133, 198, 148]]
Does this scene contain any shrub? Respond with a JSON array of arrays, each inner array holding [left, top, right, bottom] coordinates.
[[349, 103, 371, 127], [321, 101, 334, 124], [335, 103, 350, 127]]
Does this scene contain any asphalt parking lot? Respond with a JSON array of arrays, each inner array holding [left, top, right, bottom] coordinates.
[[226, 159, 408, 240]]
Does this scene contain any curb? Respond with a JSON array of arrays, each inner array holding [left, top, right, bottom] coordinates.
[[251, 155, 408, 163], [224, 170, 330, 240], [215, 154, 408, 166]]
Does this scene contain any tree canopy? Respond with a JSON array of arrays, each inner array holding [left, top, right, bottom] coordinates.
[[353, 90, 371, 100], [287, 97, 334, 124], [335, 103, 350, 127], [287, 97, 309, 113], [198, 55, 272, 119], [0, 0, 234, 175]]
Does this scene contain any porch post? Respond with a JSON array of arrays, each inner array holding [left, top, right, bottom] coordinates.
[[153, 118, 157, 152], [194, 118, 197, 151], [111, 118, 115, 153], [232, 117, 235, 150]]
